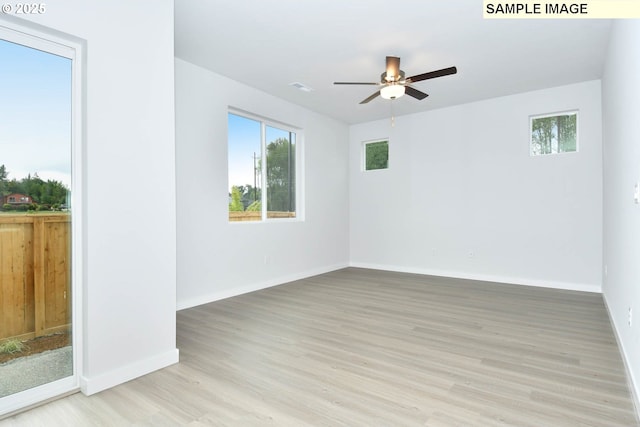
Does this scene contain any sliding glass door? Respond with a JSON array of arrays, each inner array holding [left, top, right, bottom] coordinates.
[[0, 22, 81, 416]]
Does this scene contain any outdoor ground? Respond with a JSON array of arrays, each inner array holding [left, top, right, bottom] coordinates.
[[0, 332, 70, 364]]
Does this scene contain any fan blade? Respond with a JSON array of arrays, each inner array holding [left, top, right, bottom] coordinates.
[[385, 56, 401, 81], [407, 66, 457, 83], [334, 81, 379, 85], [359, 91, 381, 104], [405, 86, 429, 100]]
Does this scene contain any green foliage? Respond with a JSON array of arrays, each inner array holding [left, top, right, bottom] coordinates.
[[0, 339, 25, 355], [227, 134, 295, 216], [246, 200, 261, 211], [531, 113, 577, 155], [0, 164, 7, 196], [234, 185, 261, 210], [228, 186, 244, 212], [266, 137, 295, 212], [0, 165, 69, 210], [365, 141, 389, 171]]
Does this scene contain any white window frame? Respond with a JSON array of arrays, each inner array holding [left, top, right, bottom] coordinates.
[[362, 139, 389, 171], [228, 108, 303, 223], [529, 110, 579, 156], [0, 17, 85, 417]]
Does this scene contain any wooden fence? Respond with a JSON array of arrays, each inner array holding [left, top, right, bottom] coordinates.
[[0, 214, 71, 342], [229, 211, 296, 222]]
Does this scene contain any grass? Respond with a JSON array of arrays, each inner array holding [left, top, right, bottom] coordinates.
[[0, 339, 26, 355]]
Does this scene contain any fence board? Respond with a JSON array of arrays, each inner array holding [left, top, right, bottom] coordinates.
[[44, 220, 71, 330], [33, 216, 45, 337]]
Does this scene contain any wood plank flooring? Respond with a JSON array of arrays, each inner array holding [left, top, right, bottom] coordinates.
[[2, 268, 638, 426]]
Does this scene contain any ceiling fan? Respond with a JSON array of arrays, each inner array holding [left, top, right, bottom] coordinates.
[[334, 56, 457, 104]]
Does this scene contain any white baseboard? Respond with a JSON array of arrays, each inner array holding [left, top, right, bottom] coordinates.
[[176, 262, 349, 310], [80, 348, 179, 396], [348, 262, 602, 293], [602, 294, 640, 423]]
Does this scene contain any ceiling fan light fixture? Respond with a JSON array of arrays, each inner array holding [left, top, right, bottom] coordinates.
[[334, 56, 456, 105], [380, 84, 405, 100]]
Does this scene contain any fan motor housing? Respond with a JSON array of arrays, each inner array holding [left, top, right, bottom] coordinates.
[[381, 70, 405, 83]]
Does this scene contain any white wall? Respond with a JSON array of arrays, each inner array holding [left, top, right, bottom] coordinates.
[[350, 81, 603, 292], [175, 59, 349, 309], [15, 1, 178, 394], [602, 19, 640, 413]]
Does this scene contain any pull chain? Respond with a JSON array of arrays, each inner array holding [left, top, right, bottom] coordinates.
[[390, 99, 395, 127]]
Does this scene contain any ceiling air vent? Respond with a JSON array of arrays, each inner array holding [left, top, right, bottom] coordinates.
[[289, 82, 314, 92]]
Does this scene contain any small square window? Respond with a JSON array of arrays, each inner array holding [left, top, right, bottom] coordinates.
[[530, 111, 578, 156], [363, 140, 389, 171]]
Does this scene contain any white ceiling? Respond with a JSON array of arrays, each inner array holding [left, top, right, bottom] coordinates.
[[174, 0, 611, 124]]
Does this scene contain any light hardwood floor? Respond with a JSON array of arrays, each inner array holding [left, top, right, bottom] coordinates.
[[2, 268, 638, 426]]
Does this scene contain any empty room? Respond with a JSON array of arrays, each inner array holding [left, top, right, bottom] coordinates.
[[0, 1, 639, 425]]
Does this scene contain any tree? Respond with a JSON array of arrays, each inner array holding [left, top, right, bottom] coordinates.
[[20, 173, 46, 203], [228, 186, 244, 212], [40, 179, 68, 205], [227, 136, 295, 216], [0, 164, 7, 196], [0, 167, 69, 209], [531, 116, 556, 155], [266, 137, 295, 212], [246, 200, 261, 211], [557, 114, 577, 152], [531, 113, 576, 155], [365, 141, 388, 170], [236, 184, 261, 210]]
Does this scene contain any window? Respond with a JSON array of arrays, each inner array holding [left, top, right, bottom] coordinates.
[[530, 111, 578, 156], [228, 112, 298, 222], [363, 140, 389, 171]]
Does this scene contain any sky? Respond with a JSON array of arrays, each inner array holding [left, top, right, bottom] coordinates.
[[228, 113, 261, 192], [228, 113, 292, 193], [1, 36, 287, 195], [0, 38, 72, 188]]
